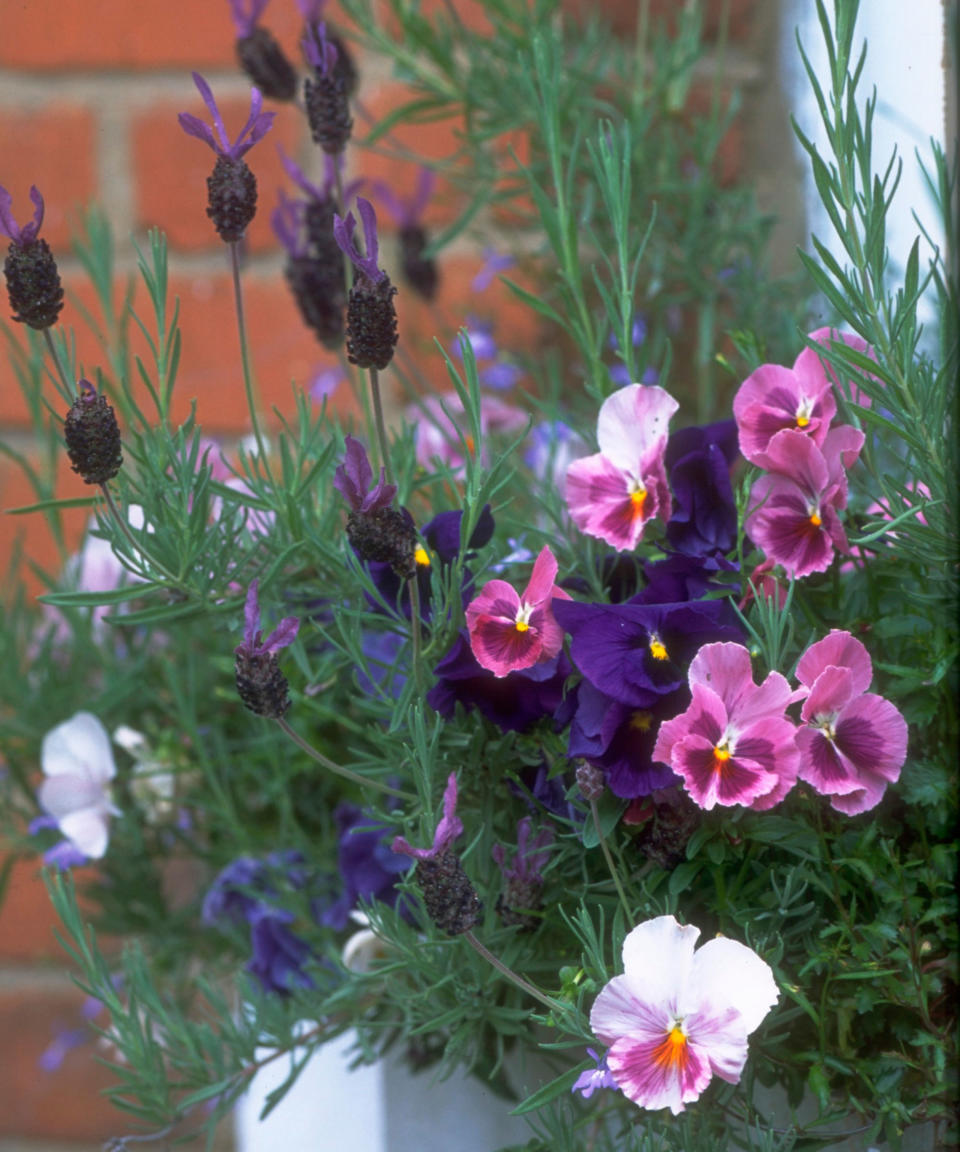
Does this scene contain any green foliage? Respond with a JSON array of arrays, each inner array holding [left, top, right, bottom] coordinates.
[[0, 1, 955, 1150]]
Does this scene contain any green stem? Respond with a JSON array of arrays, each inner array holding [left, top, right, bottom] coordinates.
[[100, 482, 185, 590], [407, 574, 423, 692], [275, 716, 414, 800], [590, 798, 633, 921], [463, 930, 566, 1016], [228, 241, 273, 484], [368, 366, 392, 485], [43, 328, 72, 401]]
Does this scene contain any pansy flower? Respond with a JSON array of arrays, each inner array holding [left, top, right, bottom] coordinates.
[[552, 598, 742, 710], [589, 915, 778, 1114], [465, 546, 571, 677], [652, 642, 800, 811], [663, 420, 739, 559], [745, 424, 864, 579], [36, 712, 120, 863], [565, 384, 679, 551], [794, 630, 907, 814], [409, 391, 527, 472]]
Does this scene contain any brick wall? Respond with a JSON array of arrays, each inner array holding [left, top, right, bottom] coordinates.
[[0, 1, 779, 1148]]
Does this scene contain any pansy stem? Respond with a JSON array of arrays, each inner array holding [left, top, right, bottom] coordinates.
[[229, 241, 273, 483], [275, 716, 414, 800], [590, 798, 633, 921], [463, 930, 565, 1016], [368, 366, 393, 485]]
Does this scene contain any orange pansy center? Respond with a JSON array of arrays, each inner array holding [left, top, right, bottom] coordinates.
[[714, 742, 731, 771], [653, 1026, 689, 1071], [809, 511, 823, 527], [629, 487, 647, 520]]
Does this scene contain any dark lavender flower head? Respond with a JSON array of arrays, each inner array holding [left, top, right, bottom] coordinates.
[[376, 168, 434, 229], [178, 73, 275, 160], [333, 435, 397, 513], [427, 632, 571, 733], [392, 773, 463, 861], [237, 579, 300, 657], [492, 817, 552, 886], [553, 598, 741, 709], [333, 198, 384, 284], [323, 802, 409, 929], [0, 184, 45, 245], [227, 0, 270, 37]]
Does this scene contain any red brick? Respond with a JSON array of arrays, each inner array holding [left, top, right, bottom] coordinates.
[[352, 83, 468, 231], [0, 0, 314, 70], [683, 84, 745, 187], [0, 855, 96, 962], [133, 95, 305, 253], [0, 984, 125, 1140], [0, 104, 99, 251]]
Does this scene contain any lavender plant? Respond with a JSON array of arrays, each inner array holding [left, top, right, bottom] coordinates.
[[0, 1, 956, 1150]]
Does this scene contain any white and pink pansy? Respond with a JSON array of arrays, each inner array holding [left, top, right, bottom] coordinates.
[[652, 642, 801, 811], [590, 915, 779, 1115], [38, 711, 120, 861], [565, 384, 679, 551], [465, 546, 571, 677], [794, 630, 908, 815]]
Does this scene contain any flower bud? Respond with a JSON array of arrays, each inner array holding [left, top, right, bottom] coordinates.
[[414, 851, 482, 936], [64, 381, 123, 485], [207, 156, 259, 242], [399, 224, 439, 301], [576, 760, 605, 802], [346, 506, 417, 579], [345, 275, 398, 371]]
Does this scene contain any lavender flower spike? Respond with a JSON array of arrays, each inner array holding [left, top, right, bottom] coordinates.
[[333, 198, 385, 284], [0, 184, 45, 244], [333, 435, 397, 513], [227, 0, 270, 37], [238, 578, 300, 657], [303, 22, 338, 75], [392, 773, 463, 861], [178, 73, 275, 160]]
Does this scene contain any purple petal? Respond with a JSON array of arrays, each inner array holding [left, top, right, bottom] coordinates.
[[261, 615, 300, 654], [43, 840, 89, 869], [177, 112, 218, 153], [242, 580, 261, 650], [191, 72, 229, 153], [0, 183, 18, 240]]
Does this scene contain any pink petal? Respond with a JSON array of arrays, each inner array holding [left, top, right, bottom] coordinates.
[[465, 580, 520, 628], [469, 614, 542, 676], [522, 546, 559, 605], [687, 643, 755, 717], [828, 776, 889, 815], [565, 455, 646, 551], [674, 735, 777, 809], [796, 630, 872, 694], [834, 693, 907, 783], [796, 727, 864, 796], [596, 384, 679, 470], [607, 1029, 710, 1115], [800, 665, 857, 723]]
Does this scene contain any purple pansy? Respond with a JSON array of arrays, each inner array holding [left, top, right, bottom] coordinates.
[[392, 773, 462, 861], [794, 631, 907, 815], [664, 420, 739, 559], [333, 435, 397, 513], [0, 184, 45, 245], [427, 634, 572, 733], [653, 642, 800, 811], [322, 802, 410, 929], [552, 598, 742, 710], [178, 72, 275, 160]]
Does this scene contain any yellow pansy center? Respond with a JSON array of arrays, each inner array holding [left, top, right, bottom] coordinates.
[[649, 634, 668, 661], [414, 546, 431, 568], [629, 710, 654, 732], [515, 602, 533, 633], [713, 740, 733, 771], [628, 481, 647, 520], [796, 396, 815, 429]]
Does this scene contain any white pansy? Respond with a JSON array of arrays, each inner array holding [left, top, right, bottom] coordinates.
[[39, 712, 120, 860]]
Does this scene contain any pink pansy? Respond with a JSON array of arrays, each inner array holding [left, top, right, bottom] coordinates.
[[409, 392, 527, 472], [794, 631, 907, 815], [465, 546, 571, 677], [38, 712, 120, 861], [565, 384, 679, 551], [590, 915, 779, 1115], [733, 329, 872, 466], [745, 424, 864, 579], [653, 643, 800, 811], [801, 326, 876, 409]]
